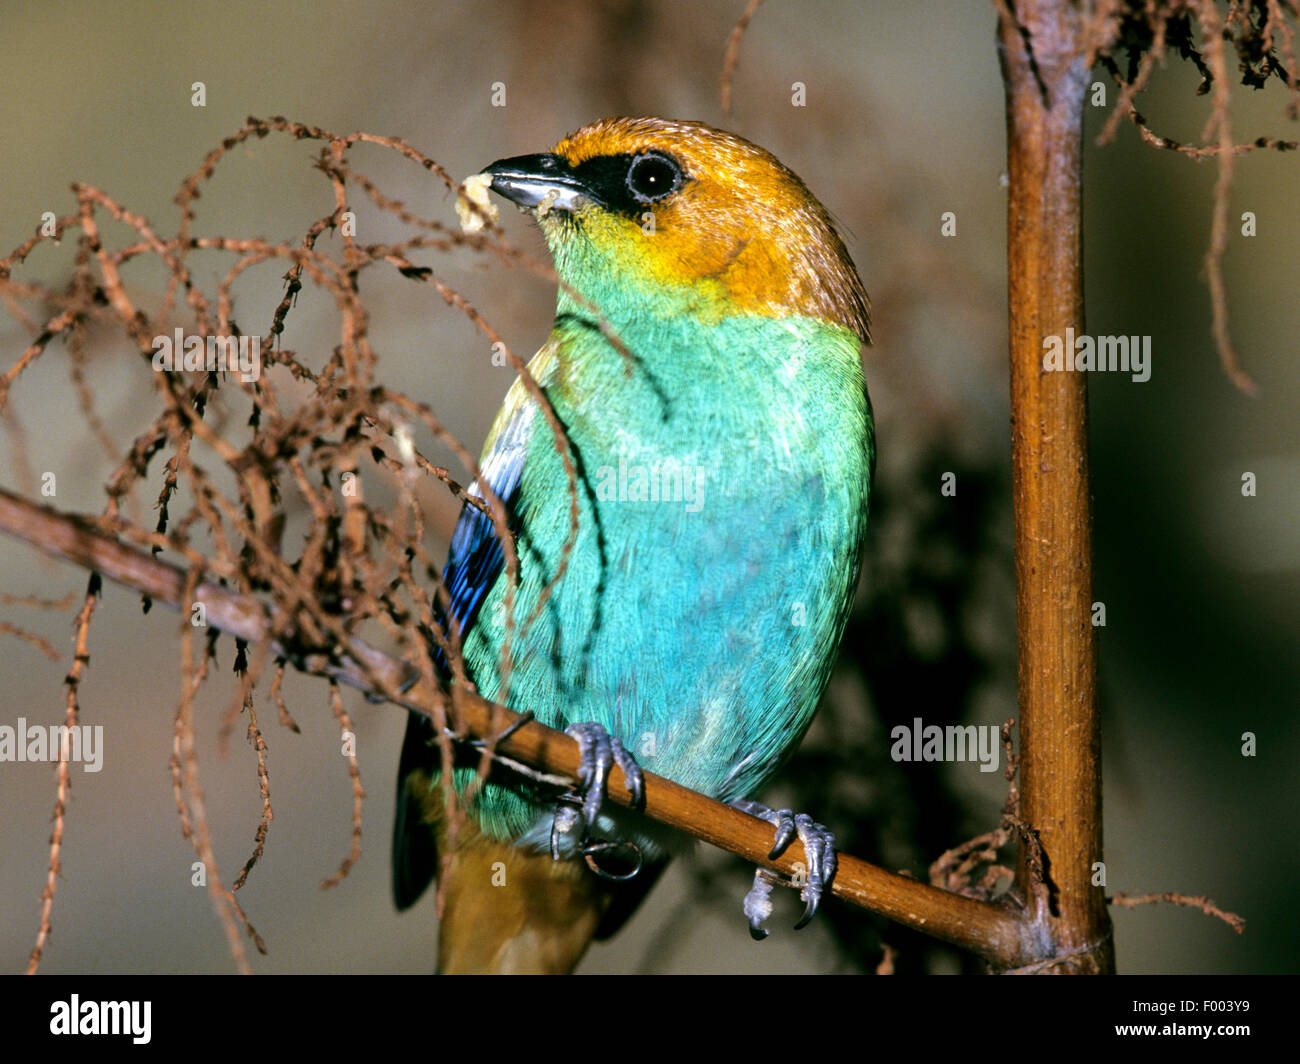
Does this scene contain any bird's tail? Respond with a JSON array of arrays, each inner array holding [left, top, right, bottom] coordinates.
[[395, 753, 609, 972], [435, 821, 613, 974], [394, 715, 669, 973]]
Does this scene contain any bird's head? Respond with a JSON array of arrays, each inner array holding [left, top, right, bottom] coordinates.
[[481, 117, 870, 344]]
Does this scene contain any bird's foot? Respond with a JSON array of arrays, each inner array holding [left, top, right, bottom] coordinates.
[[550, 722, 645, 862], [731, 799, 838, 940]]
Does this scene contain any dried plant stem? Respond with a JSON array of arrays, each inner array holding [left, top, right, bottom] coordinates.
[[25, 576, 98, 974], [999, 0, 1113, 973]]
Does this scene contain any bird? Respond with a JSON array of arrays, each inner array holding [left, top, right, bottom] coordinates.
[[392, 116, 873, 973]]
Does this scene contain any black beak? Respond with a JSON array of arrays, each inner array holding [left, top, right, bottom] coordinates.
[[482, 153, 590, 213]]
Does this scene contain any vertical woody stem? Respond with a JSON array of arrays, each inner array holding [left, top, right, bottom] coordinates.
[[999, 1, 1113, 973]]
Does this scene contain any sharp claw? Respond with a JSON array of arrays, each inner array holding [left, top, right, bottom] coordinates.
[[614, 737, 646, 809], [553, 722, 646, 860], [584, 753, 610, 827], [567, 722, 615, 827], [824, 846, 838, 889], [731, 799, 838, 935], [793, 818, 836, 928], [767, 808, 797, 860], [793, 897, 817, 931]]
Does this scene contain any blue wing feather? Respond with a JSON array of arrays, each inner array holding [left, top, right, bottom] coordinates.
[[391, 401, 534, 910], [438, 412, 531, 660]]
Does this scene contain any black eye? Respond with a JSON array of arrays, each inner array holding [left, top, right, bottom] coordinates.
[[626, 152, 682, 203]]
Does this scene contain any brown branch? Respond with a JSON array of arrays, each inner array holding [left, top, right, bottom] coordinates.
[[999, 1, 1113, 974], [0, 485, 1031, 967]]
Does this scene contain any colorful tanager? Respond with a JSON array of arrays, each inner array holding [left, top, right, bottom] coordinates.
[[393, 117, 873, 973]]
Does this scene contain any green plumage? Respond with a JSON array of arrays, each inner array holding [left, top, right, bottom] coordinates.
[[455, 294, 872, 852], [392, 117, 874, 919]]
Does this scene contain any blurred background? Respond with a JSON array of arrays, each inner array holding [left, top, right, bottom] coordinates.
[[0, 0, 1294, 974]]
